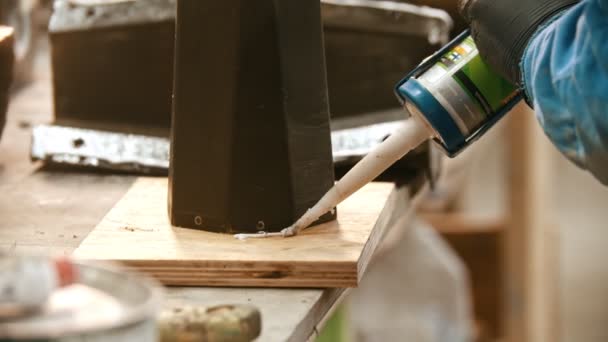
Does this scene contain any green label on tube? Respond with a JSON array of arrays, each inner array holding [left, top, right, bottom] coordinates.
[[418, 35, 518, 135]]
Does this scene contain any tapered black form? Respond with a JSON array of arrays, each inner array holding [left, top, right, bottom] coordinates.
[[169, 0, 336, 233]]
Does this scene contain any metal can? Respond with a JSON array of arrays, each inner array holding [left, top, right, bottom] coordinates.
[[0, 257, 163, 342], [395, 30, 523, 157]]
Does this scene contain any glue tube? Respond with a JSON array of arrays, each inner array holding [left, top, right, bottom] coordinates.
[[396, 32, 522, 157], [234, 116, 431, 240]]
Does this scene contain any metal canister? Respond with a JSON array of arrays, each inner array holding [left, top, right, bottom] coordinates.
[[0, 257, 163, 342], [395, 31, 523, 157]]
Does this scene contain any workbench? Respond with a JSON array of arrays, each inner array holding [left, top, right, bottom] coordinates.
[[0, 64, 423, 341]]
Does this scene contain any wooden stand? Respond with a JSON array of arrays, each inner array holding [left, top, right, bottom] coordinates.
[[75, 177, 399, 288], [3, 71, 422, 342]]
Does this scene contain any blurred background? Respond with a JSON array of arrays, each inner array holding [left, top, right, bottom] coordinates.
[[459, 121, 608, 342], [1, 1, 607, 341]]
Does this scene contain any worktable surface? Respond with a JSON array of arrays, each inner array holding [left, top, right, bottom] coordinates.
[[0, 66, 418, 341]]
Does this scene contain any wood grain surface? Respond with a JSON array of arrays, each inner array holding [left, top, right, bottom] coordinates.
[[74, 177, 395, 287]]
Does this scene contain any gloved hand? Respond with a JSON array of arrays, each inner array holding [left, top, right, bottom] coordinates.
[[459, 0, 579, 85], [462, 0, 608, 185], [521, 0, 608, 185]]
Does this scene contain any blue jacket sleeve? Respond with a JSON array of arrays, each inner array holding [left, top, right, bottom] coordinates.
[[521, 0, 608, 184]]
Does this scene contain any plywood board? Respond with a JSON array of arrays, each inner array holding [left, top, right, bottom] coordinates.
[[74, 177, 397, 287]]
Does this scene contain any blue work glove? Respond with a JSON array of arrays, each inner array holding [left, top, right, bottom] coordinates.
[[459, 0, 579, 84], [522, 0, 608, 184], [462, 0, 608, 185]]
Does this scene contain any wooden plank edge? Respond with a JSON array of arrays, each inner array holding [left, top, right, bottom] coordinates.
[[121, 268, 358, 288], [123, 259, 355, 271], [292, 288, 350, 342], [158, 278, 357, 288]]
